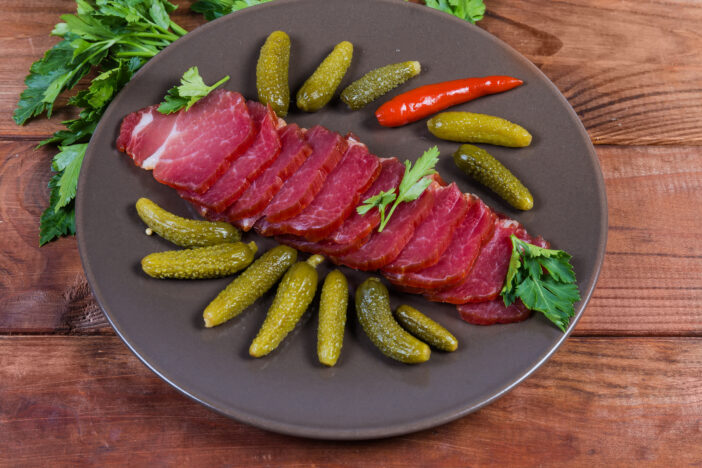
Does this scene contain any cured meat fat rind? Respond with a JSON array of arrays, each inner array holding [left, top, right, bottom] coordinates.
[[116, 89, 549, 325]]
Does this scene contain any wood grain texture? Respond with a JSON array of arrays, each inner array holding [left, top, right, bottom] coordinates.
[[481, 0, 702, 145], [3, 142, 700, 335], [0, 141, 109, 334], [2, 0, 702, 144], [0, 336, 700, 466], [0, 0, 204, 138], [0, 142, 699, 335]]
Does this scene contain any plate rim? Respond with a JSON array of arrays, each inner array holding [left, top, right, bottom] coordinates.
[[76, 0, 608, 440]]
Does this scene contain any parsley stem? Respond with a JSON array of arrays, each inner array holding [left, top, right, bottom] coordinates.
[[378, 200, 401, 232], [115, 51, 157, 58], [133, 31, 179, 42], [169, 21, 188, 37]]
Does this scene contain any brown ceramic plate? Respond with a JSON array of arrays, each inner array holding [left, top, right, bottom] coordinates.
[[77, 0, 606, 439]]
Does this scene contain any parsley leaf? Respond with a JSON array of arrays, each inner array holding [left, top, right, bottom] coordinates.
[[14, 0, 187, 245], [423, 0, 486, 24], [501, 235, 581, 332], [157, 66, 230, 114], [40, 175, 76, 246], [357, 146, 439, 232], [191, 0, 275, 21]]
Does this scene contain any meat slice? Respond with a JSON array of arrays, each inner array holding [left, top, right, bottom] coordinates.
[[256, 140, 380, 240], [457, 299, 532, 325], [224, 123, 311, 229], [276, 232, 372, 258], [323, 157, 405, 246], [117, 105, 177, 168], [178, 101, 281, 212], [427, 217, 528, 304], [334, 184, 437, 271], [381, 183, 468, 274], [119, 90, 256, 193], [384, 196, 495, 290], [261, 126, 347, 223]]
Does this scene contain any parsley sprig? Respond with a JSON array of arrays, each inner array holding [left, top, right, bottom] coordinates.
[[422, 0, 486, 24], [158, 67, 230, 114], [357, 146, 439, 232], [14, 0, 187, 245], [193, 0, 486, 24], [501, 235, 581, 332], [191, 0, 275, 21]]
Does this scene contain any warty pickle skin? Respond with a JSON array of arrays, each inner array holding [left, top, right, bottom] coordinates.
[[203, 245, 297, 328], [249, 255, 324, 358], [317, 269, 349, 366], [136, 197, 240, 247], [395, 305, 458, 352], [257, 30, 291, 117], [296, 41, 353, 112], [141, 241, 257, 279], [428, 111, 532, 147], [340, 60, 421, 110], [355, 277, 430, 364], [453, 144, 534, 211]]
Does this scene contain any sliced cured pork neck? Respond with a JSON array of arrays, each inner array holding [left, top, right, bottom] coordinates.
[[116, 89, 546, 325]]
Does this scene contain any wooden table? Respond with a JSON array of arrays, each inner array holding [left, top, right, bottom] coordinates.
[[1, 0, 701, 464]]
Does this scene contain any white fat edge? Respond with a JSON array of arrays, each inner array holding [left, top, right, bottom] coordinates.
[[141, 119, 181, 169], [502, 219, 519, 229], [273, 114, 287, 130], [131, 109, 154, 138], [141, 142, 167, 169], [346, 136, 366, 149]]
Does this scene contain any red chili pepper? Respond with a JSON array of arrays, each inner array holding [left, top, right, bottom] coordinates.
[[375, 76, 523, 127]]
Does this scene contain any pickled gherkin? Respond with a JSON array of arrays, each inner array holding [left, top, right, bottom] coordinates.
[[257, 30, 291, 117], [355, 278, 430, 364], [394, 305, 458, 352], [250, 255, 324, 357], [317, 269, 349, 366], [203, 245, 297, 328], [428, 112, 532, 147], [341, 61, 421, 110], [296, 41, 353, 112], [454, 144, 534, 211], [136, 198, 240, 247], [142, 242, 257, 279]]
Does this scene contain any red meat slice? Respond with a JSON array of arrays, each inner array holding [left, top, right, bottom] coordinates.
[[384, 196, 495, 290], [334, 184, 437, 271], [256, 141, 380, 240], [119, 90, 256, 193], [276, 232, 372, 258], [178, 101, 281, 212], [457, 299, 532, 325], [324, 157, 405, 246], [261, 126, 347, 223], [117, 105, 176, 168], [427, 217, 530, 304], [381, 183, 468, 274], [224, 123, 311, 229]]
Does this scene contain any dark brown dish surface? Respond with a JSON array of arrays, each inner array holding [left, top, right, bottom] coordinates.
[[76, 0, 606, 439]]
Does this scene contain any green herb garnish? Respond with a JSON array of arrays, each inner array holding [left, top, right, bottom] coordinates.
[[14, 0, 187, 245], [158, 67, 230, 114], [191, 0, 275, 21], [501, 235, 581, 332], [422, 0, 486, 24], [357, 146, 439, 232]]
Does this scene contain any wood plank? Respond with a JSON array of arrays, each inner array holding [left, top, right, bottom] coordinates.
[[0, 141, 109, 334], [577, 145, 702, 335], [1, 0, 702, 144], [0, 336, 700, 465], [0, 0, 205, 138], [2, 141, 701, 334]]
